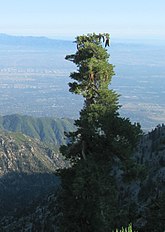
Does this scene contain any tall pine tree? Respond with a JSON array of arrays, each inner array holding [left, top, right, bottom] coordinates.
[[58, 33, 141, 232]]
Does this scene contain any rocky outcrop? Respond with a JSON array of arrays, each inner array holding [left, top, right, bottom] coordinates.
[[115, 124, 165, 231], [133, 124, 165, 231], [0, 130, 66, 217]]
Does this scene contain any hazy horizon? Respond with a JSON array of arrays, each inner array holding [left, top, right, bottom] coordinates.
[[0, 32, 165, 47], [0, 0, 165, 40]]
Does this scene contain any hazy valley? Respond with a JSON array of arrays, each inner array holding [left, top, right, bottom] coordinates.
[[0, 34, 165, 131]]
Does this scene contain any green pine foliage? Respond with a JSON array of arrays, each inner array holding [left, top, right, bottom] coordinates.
[[58, 33, 142, 231]]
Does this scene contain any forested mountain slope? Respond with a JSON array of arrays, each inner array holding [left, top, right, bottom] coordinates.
[[0, 114, 75, 146], [1, 125, 164, 231]]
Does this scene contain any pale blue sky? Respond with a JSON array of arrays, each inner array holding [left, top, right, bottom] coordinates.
[[0, 0, 165, 40]]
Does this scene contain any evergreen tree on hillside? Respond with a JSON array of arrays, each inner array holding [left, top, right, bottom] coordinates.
[[58, 33, 142, 232], [145, 193, 165, 231]]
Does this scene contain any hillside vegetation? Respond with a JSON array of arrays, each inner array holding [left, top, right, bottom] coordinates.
[[0, 114, 75, 146]]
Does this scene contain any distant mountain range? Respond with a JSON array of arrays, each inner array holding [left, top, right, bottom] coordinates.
[[0, 33, 74, 49], [0, 114, 76, 146]]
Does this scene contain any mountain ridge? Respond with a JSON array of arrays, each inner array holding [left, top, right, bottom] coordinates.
[[0, 33, 73, 49], [0, 114, 76, 146]]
